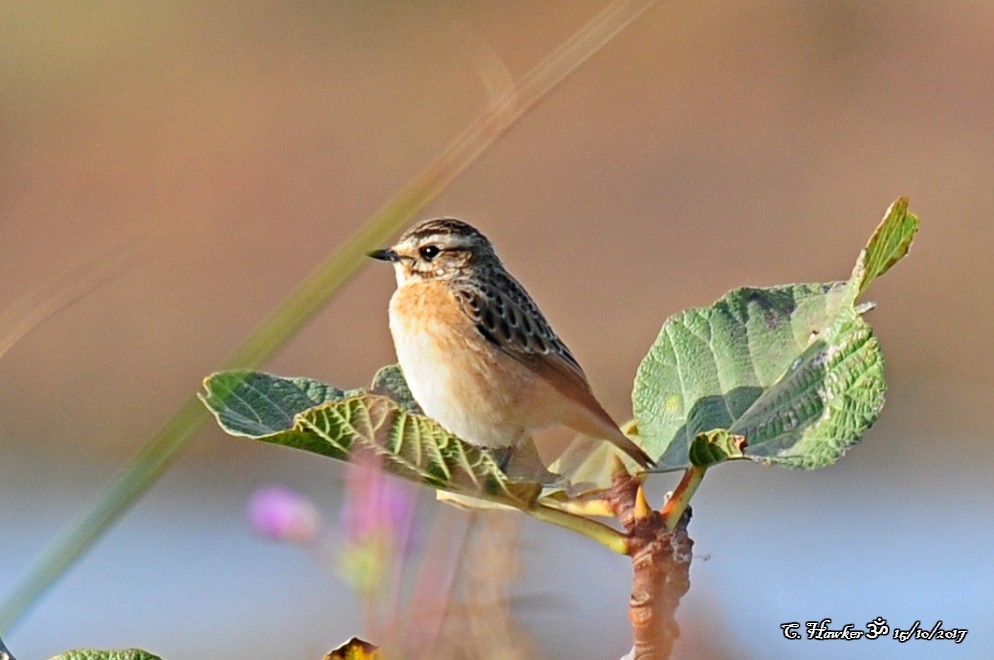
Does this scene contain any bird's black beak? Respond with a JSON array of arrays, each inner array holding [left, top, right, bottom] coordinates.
[[367, 248, 399, 262]]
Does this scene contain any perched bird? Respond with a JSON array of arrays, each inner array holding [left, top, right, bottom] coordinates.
[[368, 218, 653, 469]]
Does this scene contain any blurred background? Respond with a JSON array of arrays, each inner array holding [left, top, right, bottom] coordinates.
[[2, 1, 992, 658]]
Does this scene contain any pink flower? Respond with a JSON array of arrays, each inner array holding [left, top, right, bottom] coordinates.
[[247, 484, 322, 544]]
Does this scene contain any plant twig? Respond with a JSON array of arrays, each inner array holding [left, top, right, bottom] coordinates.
[[661, 466, 706, 530], [527, 503, 630, 555]]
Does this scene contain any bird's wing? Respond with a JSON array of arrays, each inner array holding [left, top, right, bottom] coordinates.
[[452, 272, 654, 469], [452, 271, 587, 388]]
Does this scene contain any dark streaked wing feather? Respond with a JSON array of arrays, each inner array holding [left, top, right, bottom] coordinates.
[[452, 271, 584, 377], [452, 273, 654, 468]]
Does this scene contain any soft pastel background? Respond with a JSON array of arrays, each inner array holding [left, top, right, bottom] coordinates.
[[2, 2, 992, 658]]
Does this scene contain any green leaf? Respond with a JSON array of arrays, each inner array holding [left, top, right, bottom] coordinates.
[[200, 370, 362, 437], [850, 196, 919, 300], [634, 199, 917, 470], [688, 429, 747, 468], [46, 650, 163, 660], [201, 370, 542, 508], [632, 282, 878, 469], [369, 364, 420, 413], [731, 307, 884, 467]]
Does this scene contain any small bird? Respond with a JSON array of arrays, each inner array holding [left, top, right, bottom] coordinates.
[[368, 218, 653, 469]]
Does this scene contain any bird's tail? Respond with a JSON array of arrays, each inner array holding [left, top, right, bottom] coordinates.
[[609, 428, 655, 469]]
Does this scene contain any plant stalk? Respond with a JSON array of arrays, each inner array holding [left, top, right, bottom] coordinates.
[[661, 466, 705, 530], [627, 509, 693, 659], [527, 504, 630, 555], [605, 470, 694, 659]]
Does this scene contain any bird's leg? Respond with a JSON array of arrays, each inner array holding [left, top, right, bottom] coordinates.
[[496, 445, 517, 473], [496, 430, 532, 474]]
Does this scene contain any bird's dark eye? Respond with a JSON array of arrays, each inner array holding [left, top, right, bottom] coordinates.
[[419, 245, 441, 261]]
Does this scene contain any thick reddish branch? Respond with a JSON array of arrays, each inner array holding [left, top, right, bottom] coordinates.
[[607, 472, 694, 659]]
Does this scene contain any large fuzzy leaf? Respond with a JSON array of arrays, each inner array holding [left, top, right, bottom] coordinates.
[[201, 366, 542, 507], [46, 651, 163, 660], [633, 198, 917, 470]]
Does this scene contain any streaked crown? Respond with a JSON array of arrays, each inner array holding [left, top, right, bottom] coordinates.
[[375, 218, 500, 284]]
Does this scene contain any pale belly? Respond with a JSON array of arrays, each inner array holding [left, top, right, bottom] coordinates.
[[389, 285, 539, 448]]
